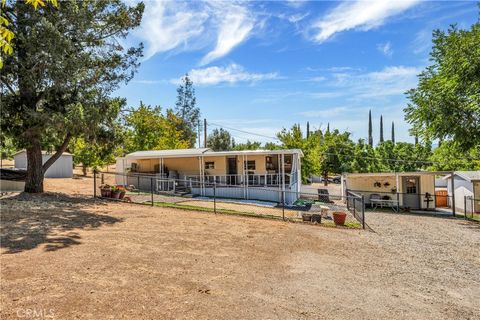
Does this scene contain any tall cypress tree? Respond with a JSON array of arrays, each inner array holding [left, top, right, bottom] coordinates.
[[379, 115, 384, 143], [175, 73, 201, 147], [391, 121, 395, 144], [306, 121, 310, 138], [368, 110, 373, 147], [326, 123, 330, 134]]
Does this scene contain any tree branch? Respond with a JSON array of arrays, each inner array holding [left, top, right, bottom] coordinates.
[[42, 132, 72, 173]]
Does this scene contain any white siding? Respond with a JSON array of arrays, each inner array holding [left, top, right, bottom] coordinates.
[[446, 176, 473, 213], [14, 151, 73, 178]]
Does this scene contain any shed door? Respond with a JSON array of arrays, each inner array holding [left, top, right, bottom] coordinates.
[[402, 176, 420, 209]]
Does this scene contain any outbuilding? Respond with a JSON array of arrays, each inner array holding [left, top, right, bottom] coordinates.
[[14, 150, 73, 178], [443, 171, 480, 213]]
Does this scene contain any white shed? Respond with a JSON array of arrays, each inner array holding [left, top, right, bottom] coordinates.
[[14, 150, 73, 178], [444, 171, 480, 213]]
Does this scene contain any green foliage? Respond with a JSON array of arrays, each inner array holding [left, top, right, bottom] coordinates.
[[232, 140, 262, 151], [124, 102, 190, 152], [0, 135, 16, 160], [428, 141, 480, 171], [207, 128, 232, 151], [318, 129, 355, 176], [175, 74, 200, 147], [0, 0, 144, 191], [405, 19, 480, 152]]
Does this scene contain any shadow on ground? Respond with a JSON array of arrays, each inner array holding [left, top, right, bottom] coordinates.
[[0, 192, 122, 254]]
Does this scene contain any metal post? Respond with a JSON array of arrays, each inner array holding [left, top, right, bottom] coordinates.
[[396, 192, 400, 212], [93, 170, 97, 198], [214, 182, 217, 214], [282, 190, 285, 221], [361, 195, 365, 229], [451, 171, 456, 217], [101, 173, 104, 185], [150, 177, 154, 206], [137, 175, 140, 193], [353, 198, 356, 217], [464, 195, 467, 220]]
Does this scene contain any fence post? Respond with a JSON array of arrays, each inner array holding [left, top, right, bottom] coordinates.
[[150, 177, 154, 206], [101, 173, 104, 185], [213, 182, 217, 214], [282, 191, 285, 221], [93, 170, 97, 199], [396, 192, 400, 212], [353, 198, 356, 217], [464, 195, 467, 220], [361, 195, 365, 229]]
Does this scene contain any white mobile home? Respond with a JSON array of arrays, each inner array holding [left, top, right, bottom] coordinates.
[[116, 148, 303, 204], [444, 171, 480, 213], [14, 150, 73, 178], [342, 171, 451, 211]]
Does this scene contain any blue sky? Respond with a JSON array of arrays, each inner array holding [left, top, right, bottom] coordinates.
[[116, 0, 477, 146]]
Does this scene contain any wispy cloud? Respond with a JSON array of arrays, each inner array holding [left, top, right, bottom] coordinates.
[[311, 0, 420, 43], [171, 64, 280, 86], [200, 3, 255, 65], [332, 65, 422, 99], [377, 41, 393, 57], [298, 106, 350, 118], [133, 1, 255, 64]]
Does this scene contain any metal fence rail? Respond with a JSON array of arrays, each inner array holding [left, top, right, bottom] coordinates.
[[93, 171, 366, 229]]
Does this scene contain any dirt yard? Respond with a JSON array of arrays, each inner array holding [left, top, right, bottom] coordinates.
[[1, 177, 479, 319]]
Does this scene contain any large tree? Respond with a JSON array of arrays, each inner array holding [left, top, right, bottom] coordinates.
[[207, 128, 232, 151], [124, 102, 190, 152], [175, 74, 200, 147], [404, 17, 480, 152], [1, 1, 143, 192]]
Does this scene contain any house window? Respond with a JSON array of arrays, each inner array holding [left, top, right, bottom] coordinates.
[[244, 160, 256, 170], [266, 156, 274, 170], [205, 161, 215, 169]]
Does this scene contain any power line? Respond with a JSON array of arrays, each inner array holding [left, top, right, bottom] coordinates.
[[209, 122, 279, 141]]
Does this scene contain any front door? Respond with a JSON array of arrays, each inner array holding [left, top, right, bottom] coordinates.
[[227, 157, 237, 184], [403, 176, 420, 209]]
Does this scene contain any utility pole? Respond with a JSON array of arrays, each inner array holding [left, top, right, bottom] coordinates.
[[198, 119, 201, 148], [204, 118, 207, 148]]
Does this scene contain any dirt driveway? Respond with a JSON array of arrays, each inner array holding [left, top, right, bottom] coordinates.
[[1, 180, 479, 319]]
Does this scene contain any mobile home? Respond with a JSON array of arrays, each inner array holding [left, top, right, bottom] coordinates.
[[116, 148, 303, 204]]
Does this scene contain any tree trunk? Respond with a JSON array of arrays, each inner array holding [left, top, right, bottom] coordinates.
[[323, 171, 328, 187], [82, 164, 87, 176], [24, 139, 45, 193]]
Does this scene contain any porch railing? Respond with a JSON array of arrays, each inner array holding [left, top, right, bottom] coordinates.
[[185, 173, 293, 187]]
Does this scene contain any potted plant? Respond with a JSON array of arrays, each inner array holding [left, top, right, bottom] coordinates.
[[332, 211, 347, 226], [111, 186, 121, 199], [99, 184, 111, 198], [116, 186, 126, 199]]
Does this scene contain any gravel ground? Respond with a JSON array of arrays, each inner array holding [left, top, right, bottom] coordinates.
[[1, 178, 479, 319]]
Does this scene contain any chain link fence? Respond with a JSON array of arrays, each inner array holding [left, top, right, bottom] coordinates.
[[464, 196, 480, 222], [93, 171, 366, 229]]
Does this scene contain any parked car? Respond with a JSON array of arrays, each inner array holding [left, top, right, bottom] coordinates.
[[332, 176, 341, 184]]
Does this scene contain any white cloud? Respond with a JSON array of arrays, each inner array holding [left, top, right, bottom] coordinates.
[[133, 1, 255, 64], [332, 65, 422, 99], [377, 41, 393, 57], [172, 64, 280, 86], [200, 3, 255, 65], [311, 0, 420, 43], [135, 1, 209, 60], [299, 107, 350, 118]]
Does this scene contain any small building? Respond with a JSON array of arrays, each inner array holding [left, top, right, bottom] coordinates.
[[14, 150, 73, 178], [342, 171, 451, 211], [443, 171, 480, 213], [115, 148, 303, 204]]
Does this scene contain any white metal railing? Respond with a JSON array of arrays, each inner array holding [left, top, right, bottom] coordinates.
[[184, 173, 294, 187]]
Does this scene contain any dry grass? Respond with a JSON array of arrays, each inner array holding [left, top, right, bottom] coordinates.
[[1, 177, 479, 319]]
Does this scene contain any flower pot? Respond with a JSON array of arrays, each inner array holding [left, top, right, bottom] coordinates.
[[100, 188, 111, 198], [333, 212, 347, 226], [302, 213, 312, 222], [111, 191, 121, 199], [119, 191, 126, 200]]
